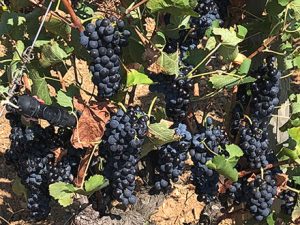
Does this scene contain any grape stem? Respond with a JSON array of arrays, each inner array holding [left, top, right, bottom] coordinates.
[[286, 185, 300, 194], [187, 43, 222, 78], [128, 85, 137, 105], [147, 96, 158, 125]]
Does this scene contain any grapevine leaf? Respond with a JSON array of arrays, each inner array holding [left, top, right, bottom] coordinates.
[[34, 40, 51, 48], [237, 25, 248, 39], [84, 175, 108, 193], [218, 45, 239, 62], [212, 28, 243, 46], [206, 155, 239, 182], [292, 198, 300, 222], [226, 144, 244, 167], [49, 182, 77, 207], [162, 15, 191, 39], [126, 69, 154, 87], [290, 0, 300, 20], [152, 31, 166, 50], [71, 100, 115, 149], [278, 0, 289, 6], [56, 90, 73, 110], [278, 147, 300, 163], [288, 127, 300, 145], [44, 10, 71, 40], [39, 41, 69, 67], [12, 177, 27, 198], [237, 58, 252, 75], [28, 66, 52, 105], [148, 120, 179, 146], [292, 176, 300, 185], [13, 40, 24, 61], [209, 74, 255, 89], [266, 212, 275, 225], [205, 37, 217, 51], [146, 0, 198, 16], [153, 51, 179, 76], [293, 56, 300, 68], [0, 85, 8, 94], [284, 58, 294, 70], [184, 48, 206, 66]]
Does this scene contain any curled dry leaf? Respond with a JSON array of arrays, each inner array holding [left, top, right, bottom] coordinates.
[[219, 179, 233, 194], [71, 98, 115, 149], [276, 173, 289, 192], [74, 147, 94, 188], [144, 17, 156, 39], [52, 147, 67, 164]]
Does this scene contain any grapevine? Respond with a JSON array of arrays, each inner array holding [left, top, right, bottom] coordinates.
[[0, 0, 299, 224]]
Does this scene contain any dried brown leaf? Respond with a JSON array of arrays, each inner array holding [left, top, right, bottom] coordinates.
[[71, 101, 115, 149], [276, 173, 289, 192], [74, 147, 94, 188], [219, 179, 233, 194], [52, 147, 67, 164], [144, 17, 156, 39]]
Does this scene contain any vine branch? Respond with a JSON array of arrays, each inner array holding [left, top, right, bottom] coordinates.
[[61, 0, 84, 32], [238, 159, 292, 177]]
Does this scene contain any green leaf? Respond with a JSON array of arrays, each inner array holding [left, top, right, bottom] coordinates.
[[148, 120, 179, 146], [218, 45, 239, 62], [278, 0, 289, 6], [44, 11, 72, 40], [292, 198, 300, 222], [0, 85, 9, 94], [152, 31, 166, 50], [237, 58, 252, 75], [277, 147, 300, 163], [293, 56, 300, 68], [162, 15, 191, 39], [206, 155, 239, 182], [49, 182, 77, 207], [290, 0, 300, 20], [12, 177, 27, 198], [56, 90, 73, 110], [212, 27, 243, 46], [209, 74, 256, 89], [9, 0, 31, 11], [266, 212, 275, 225], [29, 66, 52, 105], [237, 25, 248, 39], [292, 176, 300, 185], [184, 48, 206, 66], [157, 51, 179, 76], [84, 175, 107, 193], [12, 40, 24, 61], [146, 0, 198, 16], [289, 127, 300, 145], [126, 69, 154, 87], [141, 120, 179, 157], [39, 41, 69, 67], [226, 144, 244, 167], [205, 37, 217, 51]]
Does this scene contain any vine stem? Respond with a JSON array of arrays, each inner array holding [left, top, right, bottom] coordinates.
[[124, 0, 149, 16], [61, 0, 84, 31], [147, 96, 158, 125], [238, 159, 292, 177], [187, 43, 222, 78], [286, 185, 300, 194]]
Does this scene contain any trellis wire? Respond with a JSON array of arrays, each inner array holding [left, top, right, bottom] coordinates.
[[0, 0, 54, 117]]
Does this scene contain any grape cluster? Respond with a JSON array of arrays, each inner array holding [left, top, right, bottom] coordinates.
[[250, 56, 281, 119], [5, 112, 83, 220], [280, 182, 298, 215], [228, 179, 247, 204], [239, 119, 270, 169], [245, 173, 277, 221], [80, 17, 130, 98], [189, 0, 223, 40], [154, 124, 192, 191], [165, 67, 194, 122], [101, 106, 148, 206], [190, 117, 227, 203]]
